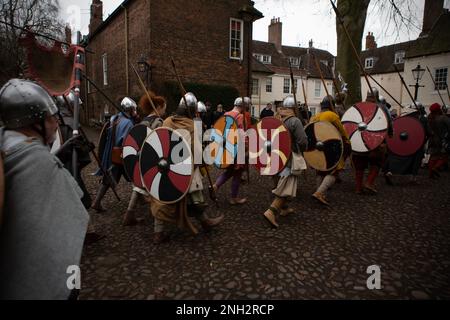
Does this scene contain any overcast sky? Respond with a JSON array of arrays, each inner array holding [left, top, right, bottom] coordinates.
[[59, 0, 450, 55]]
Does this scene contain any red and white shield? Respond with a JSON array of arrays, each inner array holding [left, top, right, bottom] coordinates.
[[342, 102, 388, 153], [139, 127, 193, 204]]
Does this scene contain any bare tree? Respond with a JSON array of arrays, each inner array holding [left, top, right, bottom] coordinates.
[[335, 0, 420, 105], [0, 0, 64, 85]]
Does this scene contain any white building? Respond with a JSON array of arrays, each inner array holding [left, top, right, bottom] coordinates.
[[251, 18, 335, 119], [360, 0, 450, 114]]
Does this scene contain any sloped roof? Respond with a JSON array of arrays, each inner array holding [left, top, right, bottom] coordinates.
[[360, 41, 414, 75], [252, 40, 335, 79], [407, 10, 450, 58], [251, 56, 274, 74], [360, 10, 450, 75]]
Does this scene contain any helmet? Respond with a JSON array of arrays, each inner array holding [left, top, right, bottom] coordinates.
[[55, 95, 66, 108], [66, 90, 83, 106], [320, 95, 335, 110], [414, 101, 424, 110], [282, 95, 296, 108], [366, 87, 379, 102], [178, 92, 197, 109], [0, 79, 58, 129], [234, 97, 251, 108], [197, 101, 207, 113], [121, 97, 137, 111]]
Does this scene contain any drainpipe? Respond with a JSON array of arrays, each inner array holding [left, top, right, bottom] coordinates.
[[123, 4, 129, 96], [247, 21, 252, 97]]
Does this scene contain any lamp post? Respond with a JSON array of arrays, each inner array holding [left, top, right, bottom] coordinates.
[[410, 64, 425, 101], [137, 54, 153, 88]]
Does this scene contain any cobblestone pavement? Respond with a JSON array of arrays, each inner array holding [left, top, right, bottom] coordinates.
[[79, 126, 450, 300]]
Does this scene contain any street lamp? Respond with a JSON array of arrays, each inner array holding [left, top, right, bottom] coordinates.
[[411, 64, 425, 101], [137, 54, 153, 88]]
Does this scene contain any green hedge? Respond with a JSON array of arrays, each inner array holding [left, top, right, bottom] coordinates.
[[161, 81, 240, 114]]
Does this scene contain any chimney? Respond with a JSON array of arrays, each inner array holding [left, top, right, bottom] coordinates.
[[421, 0, 444, 36], [309, 39, 313, 48], [268, 17, 282, 53], [64, 24, 72, 44], [89, 0, 103, 35], [365, 32, 377, 50]]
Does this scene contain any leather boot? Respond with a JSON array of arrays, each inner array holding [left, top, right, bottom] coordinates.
[[91, 184, 108, 212], [262, 197, 284, 228], [365, 166, 379, 193], [200, 214, 224, 232]]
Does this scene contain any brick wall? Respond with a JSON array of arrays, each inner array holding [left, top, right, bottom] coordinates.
[[83, 0, 256, 123], [84, 0, 151, 123]]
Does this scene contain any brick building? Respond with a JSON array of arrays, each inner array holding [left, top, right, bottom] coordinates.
[[82, 0, 263, 123]]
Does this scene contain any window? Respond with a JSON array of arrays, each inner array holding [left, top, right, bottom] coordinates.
[[289, 57, 299, 66], [394, 51, 405, 64], [251, 78, 259, 95], [365, 57, 374, 69], [266, 77, 272, 93], [320, 60, 328, 67], [102, 53, 108, 86], [253, 53, 271, 64], [230, 18, 243, 60], [283, 78, 290, 94], [291, 79, 298, 94], [310, 107, 316, 115], [435, 67, 448, 91], [314, 80, 321, 97]]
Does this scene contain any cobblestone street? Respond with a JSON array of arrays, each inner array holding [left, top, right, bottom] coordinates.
[[79, 127, 450, 300]]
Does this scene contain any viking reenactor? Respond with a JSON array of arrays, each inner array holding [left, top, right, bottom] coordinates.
[[213, 97, 249, 205], [0, 79, 89, 299], [91, 97, 138, 212], [211, 104, 223, 124], [197, 101, 208, 131], [309, 96, 351, 205], [147, 92, 224, 244], [54, 92, 94, 209], [348, 88, 393, 194], [262, 95, 308, 228], [427, 103, 450, 179], [53, 92, 105, 244], [334, 92, 347, 119], [122, 93, 167, 226], [383, 101, 428, 185]]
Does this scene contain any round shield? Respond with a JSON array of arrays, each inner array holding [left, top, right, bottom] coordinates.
[[249, 117, 292, 175], [304, 121, 343, 172], [123, 124, 152, 188], [387, 116, 425, 157], [341, 102, 388, 153], [206, 115, 238, 169], [139, 127, 193, 204]]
